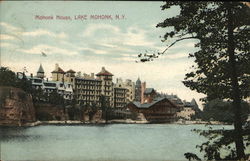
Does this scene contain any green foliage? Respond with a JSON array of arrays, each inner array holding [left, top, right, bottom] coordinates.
[[199, 99, 250, 123], [157, 2, 249, 100], [31, 87, 46, 103], [140, 2, 250, 159], [88, 102, 99, 121], [0, 67, 32, 93], [67, 106, 81, 120], [139, 2, 250, 101], [48, 90, 64, 105], [36, 112, 53, 121], [0, 67, 17, 87], [185, 127, 250, 160], [184, 152, 201, 161]]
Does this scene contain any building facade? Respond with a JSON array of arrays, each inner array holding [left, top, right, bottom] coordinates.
[[74, 75, 102, 106], [51, 63, 65, 82], [96, 67, 114, 107], [127, 92, 180, 123], [115, 78, 135, 103], [114, 87, 127, 108], [19, 64, 74, 100], [135, 78, 141, 102], [127, 88, 180, 122]]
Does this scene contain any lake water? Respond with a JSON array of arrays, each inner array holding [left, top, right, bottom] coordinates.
[[0, 124, 234, 161]]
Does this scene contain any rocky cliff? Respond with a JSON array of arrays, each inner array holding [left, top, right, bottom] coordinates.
[[0, 86, 36, 126], [35, 103, 68, 121]]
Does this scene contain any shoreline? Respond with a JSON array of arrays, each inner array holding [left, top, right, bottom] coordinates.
[[0, 119, 232, 127]]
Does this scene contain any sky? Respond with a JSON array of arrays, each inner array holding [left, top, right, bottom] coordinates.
[[0, 1, 206, 109]]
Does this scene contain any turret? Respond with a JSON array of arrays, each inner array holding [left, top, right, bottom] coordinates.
[[37, 64, 45, 79]]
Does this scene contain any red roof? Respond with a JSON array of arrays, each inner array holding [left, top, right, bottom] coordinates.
[[66, 69, 76, 73], [96, 67, 113, 76], [51, 67, 65, 73]]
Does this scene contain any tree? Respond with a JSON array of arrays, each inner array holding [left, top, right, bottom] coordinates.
[[0, 67, 17, 87], [139, 2, 250, 159], [200, 99, 250, 123], [0, 67, 32, 93], [48, 90, 64, 105], [88, 102, 99, 121], [100, 95, 110, 123]]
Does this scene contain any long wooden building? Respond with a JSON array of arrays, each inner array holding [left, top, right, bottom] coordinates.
[[127, 88, 180, 123]]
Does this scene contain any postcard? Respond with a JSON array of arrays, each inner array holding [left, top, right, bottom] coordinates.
[[0, 1, 249, 161]]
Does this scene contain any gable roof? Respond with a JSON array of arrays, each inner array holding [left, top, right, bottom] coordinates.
[[131, 97, 178, 109], [144, 88, 155, 94]]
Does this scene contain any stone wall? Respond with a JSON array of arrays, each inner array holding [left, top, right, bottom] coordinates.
[[0, 86, 36, 126]]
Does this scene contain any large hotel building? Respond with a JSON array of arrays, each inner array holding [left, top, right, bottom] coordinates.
[[27, 64, 135, 108]]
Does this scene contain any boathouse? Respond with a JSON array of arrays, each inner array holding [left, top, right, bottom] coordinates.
[[127, 88, 180, 123]]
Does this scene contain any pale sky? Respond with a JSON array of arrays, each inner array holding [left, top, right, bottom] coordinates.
[[0, 1, 206, 109]]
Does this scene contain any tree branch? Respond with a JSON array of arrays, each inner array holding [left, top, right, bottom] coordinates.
[[160, 36, 198, 55], [137, 36, 199, 63]]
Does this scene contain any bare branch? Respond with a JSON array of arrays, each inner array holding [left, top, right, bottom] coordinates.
[[137, 36, 199, 63], [160, 36, 198, 55]]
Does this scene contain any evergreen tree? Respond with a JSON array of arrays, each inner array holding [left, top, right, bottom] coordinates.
[[139, 2, 250, 159]]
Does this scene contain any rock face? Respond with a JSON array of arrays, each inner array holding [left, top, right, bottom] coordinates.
[[35, 103, 68, 121], [0, 86, 36, 126]]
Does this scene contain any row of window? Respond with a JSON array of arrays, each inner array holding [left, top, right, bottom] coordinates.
[[77, 96, 99, 101], [76, 80, 101, 85], [76, 85, 101, 89], [115, 103, 127, 107], [115, 94, 125, 97]]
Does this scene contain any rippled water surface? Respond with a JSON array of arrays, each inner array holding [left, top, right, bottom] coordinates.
[[0, 124, 233, 161]]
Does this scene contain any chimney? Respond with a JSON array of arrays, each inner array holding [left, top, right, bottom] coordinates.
[[47, 78, 48, 82], [55, 63, 59, 70], [141, 82, 146, 104], [31, 73, 33, 78], [91, 73, 94, 79]]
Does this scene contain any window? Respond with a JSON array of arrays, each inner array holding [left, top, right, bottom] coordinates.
[[34, 79, 42, 83]]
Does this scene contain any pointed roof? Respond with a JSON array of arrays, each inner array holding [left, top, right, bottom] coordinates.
[[136, 77, 141, 85], [96, 67, 113, 76], [190, 98, 197, 105], [51, 67, 65, 73], [190, 98, 200, 111], [66, 69, 76, 73], [144, 88, 155, 94], [37, 64, 44, 73]]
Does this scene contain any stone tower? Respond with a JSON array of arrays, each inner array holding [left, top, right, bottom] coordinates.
[[135, 77, 141, 102]]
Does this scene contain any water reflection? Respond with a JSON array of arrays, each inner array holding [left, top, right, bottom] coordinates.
[[0, 127, 42, 142], [0, 124, 233, 161]]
